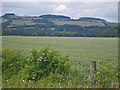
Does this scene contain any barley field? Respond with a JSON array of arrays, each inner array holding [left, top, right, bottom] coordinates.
[[2, 36, 118, 70]]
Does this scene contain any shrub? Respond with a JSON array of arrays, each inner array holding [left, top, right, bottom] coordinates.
[[2, 48, 26, 80], [18, 47, 70, 81]]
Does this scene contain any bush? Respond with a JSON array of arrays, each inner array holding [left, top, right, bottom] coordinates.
[[2, 48, 26, 80], [18, 47, 70, 81]]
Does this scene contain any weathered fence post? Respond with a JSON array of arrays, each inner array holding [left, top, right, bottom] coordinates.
[[90, 61, 96, 87]]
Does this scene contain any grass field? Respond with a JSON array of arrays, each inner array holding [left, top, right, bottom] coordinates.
[[2, 36, 118, 73]]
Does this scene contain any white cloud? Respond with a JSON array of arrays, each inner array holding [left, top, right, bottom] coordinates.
[[53, 5, 68, 12], [2, 0, 119, 2]]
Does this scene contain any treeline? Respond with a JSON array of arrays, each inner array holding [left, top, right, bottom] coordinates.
[[2, 24, 118, 37]]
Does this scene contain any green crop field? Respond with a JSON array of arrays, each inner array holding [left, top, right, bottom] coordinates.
[[2, 36, 118, 71], [2, 36, 118, 88]]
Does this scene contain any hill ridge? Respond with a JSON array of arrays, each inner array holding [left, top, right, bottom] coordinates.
[[1, 13, 118, 37], [2, 13, 106, 22]]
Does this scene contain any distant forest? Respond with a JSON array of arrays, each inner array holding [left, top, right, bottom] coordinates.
[[1, 13, 118, 37]]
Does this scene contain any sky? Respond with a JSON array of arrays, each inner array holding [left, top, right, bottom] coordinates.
[[1, 0, 119, 22], [1, 0, 119, 2]]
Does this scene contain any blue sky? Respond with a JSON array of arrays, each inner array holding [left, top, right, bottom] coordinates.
[[1, 1, 118, 22]]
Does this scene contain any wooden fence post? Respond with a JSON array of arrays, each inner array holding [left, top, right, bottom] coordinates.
[[90, 61, 96, 87]]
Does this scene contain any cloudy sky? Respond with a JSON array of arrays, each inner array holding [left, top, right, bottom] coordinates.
[[1, 1, 118, 22]]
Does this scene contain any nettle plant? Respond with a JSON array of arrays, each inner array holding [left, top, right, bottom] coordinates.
[[18, 47, 70, 81], [85, 62, 119, 88], [2, 48, 26, 80], [94, 63, 118, 88]]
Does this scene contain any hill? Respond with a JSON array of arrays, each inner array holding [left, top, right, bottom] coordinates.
[[1, 13, 118, 37], [39, 14, 71, 21], [79, 17, 106, 22]]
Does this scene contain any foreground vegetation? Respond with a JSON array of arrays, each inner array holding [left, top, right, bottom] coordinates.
[[2, 47, 119, 88], [2, 36, 119, 88]]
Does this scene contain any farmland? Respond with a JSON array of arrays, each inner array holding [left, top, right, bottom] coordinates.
[[2, 36, 118, 72], [2, 36, 118, 88], [52, 21, 105, 26]]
